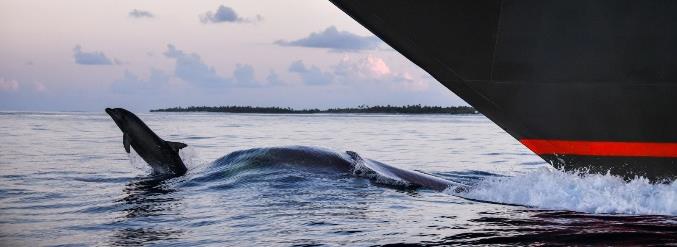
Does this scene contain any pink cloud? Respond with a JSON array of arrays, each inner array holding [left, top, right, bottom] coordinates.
[[33, 82, 47, 92], [395, 72, 429, 92], [0, 78, 19, 92], [333, 54, 428, 91], [336, 54, 391, 78], [364, 55, 391, 76]]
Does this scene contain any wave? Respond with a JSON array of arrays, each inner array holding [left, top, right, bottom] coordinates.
[[454, 168, 676, 216], [162, 148, 677, 216]]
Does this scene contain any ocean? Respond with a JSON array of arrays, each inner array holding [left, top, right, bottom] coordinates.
[[0, 112, 675, 246]]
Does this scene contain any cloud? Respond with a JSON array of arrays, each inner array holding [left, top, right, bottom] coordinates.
[[334, 54, 391, 78], [334, 55, 429, 91], [163, 44, 230, 87], [288, 60, 333, 85], [129, 9, 153, 18], [288, 55, 429, 91], [233, 64, 257, 86], [0, 78, 19, 92], [111, 69, 170, 94], [390, 72, 429, 91], [200, 5, 262, 24], [275, 26, 383, 51], [266, 70, 284, 86], [0, 78, 49, 93], [73, 45, 115, 65], [33, 82, 47, 92], [163, 44, 263, 88]]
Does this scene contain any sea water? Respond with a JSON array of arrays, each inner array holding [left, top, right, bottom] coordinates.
[[0, 112, 675, 246]]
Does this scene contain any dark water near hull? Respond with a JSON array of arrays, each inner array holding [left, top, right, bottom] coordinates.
[[0, 112, 675, 246]]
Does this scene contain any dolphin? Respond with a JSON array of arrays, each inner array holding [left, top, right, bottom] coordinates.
[[210, 146, 460, 191], [106, 108, 188, 176]]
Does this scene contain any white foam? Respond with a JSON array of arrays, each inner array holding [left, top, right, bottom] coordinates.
[[179, 146, 202, 169], [127, 149, 151, 173], [453, 168, 676, 215]]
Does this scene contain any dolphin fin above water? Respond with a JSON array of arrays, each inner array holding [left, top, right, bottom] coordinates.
[[123, 133, 131, 153], [167, 141, 187, 152], [347, 150, 463, 191]]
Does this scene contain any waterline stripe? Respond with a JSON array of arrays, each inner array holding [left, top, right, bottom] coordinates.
[[520, 139, 677, 158]]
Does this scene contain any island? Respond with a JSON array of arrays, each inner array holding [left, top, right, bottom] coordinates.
[[151, 105, 478, 114]]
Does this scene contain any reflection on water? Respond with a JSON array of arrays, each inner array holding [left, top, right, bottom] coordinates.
[[111, 177, 184, 246], [420, 211, 677, 246], [111, 228, 183, 247], [0, 112, 675, 246]]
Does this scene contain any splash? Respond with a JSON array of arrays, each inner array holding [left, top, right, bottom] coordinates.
[[126, 146, 202, 173], [127, 149, 151, 173], [453, 168, 676, 216], [347, 151, 411, 188], [178, 146, 202, 169]]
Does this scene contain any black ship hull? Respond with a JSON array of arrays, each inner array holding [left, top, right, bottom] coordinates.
[[330, 0, 677, 181]]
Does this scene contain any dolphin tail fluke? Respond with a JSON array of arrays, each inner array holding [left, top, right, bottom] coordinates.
[[167, 141, 187, 152]]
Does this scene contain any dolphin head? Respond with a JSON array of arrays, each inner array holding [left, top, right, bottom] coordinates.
[[106, 108, 131, 130]]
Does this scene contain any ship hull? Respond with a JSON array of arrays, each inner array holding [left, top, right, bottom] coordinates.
[[330, 0, 677, 181]]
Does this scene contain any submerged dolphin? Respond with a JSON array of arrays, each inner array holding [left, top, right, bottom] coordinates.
[[106, 108, 461, 191], [106, 108, 188, 176], [213, 146, 459, 191]]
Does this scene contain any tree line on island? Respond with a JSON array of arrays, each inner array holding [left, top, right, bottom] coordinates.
[[151, 105, 478, 114]]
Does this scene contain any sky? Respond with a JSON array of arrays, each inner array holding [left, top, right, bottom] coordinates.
[[0, 0, 467, 112]]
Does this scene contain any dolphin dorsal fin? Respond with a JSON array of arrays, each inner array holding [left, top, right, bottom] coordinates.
[[167, 141, 187, 152], [123, 133, 131, 153]]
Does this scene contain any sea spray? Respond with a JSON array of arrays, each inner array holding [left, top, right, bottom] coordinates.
[[348, 151, 411, 188], [127, 149, 152, 173], [454, 167, 677, 215], [126, 146, 202, 174], [179, 146, 202, 169]]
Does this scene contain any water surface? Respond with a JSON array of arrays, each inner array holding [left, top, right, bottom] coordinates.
[[0, 112, 675, 246]]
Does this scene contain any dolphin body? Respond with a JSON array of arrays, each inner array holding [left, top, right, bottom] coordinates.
[[106, 108, 461, 191], [213, 146, 460, 191], [106, 108, 188, 176]]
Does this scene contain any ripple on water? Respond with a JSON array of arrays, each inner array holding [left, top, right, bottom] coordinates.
[[1, 112, 675, 246]]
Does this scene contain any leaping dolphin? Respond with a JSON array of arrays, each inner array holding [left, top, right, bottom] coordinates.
[[106, 108, 188, 176], [105, 108, 462, 191]]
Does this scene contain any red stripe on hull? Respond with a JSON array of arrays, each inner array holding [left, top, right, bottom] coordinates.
[[520, 139, 677, 158]]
